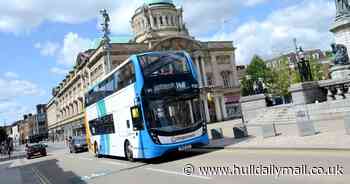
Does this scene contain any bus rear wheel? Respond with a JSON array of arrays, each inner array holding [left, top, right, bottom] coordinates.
[[124, 141, 134, 162]]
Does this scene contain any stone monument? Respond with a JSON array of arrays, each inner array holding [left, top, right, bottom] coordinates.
[[329, 43, 350, 79], [331, 0, 350, 58], [329, 1, 350, 79], [289, 47, 327, 105]]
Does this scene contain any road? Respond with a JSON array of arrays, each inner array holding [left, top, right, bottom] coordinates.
[[1, 143, 349, 184]]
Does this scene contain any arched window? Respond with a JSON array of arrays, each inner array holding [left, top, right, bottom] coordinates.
[[170, 16, 174, 25], [153, 17, 158, 27], [159, 16, 163, 25]]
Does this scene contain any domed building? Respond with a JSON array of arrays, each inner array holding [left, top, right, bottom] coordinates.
[[131, 0, 190, 44], [47, 0, 241, 140]]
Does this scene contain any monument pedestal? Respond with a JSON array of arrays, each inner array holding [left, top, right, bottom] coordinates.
[[330, 18, 350, 57], [289, 81, 327, 105], [240, 94, 266, 123], [329, 65, 350, 79]]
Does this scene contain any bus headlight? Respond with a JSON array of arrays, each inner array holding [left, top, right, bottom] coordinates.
[[202, 122, 207, 135], [150, 131, 161, 144]]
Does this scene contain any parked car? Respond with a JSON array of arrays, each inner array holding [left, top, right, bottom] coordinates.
[[26, 143, 47, 159], [69, 137, 88, 153]]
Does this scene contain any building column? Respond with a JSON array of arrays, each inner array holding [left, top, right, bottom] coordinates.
[[203, 95, 211, 123], [149, 14, 155, 29], [187, 101, 195, 123], [194, 57, 203, 88], [200, 57, 208, 87], [220, 96, 228, 120], [211, 55, 221, 87], [214, 96, 223, 121]]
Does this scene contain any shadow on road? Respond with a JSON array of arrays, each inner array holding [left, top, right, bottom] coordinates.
[[0, 154, 26, 162], [144, 148, 218, 164], [13, 159, 87, 184], [203, 136, 256, 149]]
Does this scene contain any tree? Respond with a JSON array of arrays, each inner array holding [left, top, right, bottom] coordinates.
[[309, 58, 324, 81], [269, 58, 290, 97], [240, 55, 273, 96], [245, 55, 272, 81], [0, 127, 7, 143]]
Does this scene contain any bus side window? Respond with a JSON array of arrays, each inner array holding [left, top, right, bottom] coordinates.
[[89, 114, 116, 135]]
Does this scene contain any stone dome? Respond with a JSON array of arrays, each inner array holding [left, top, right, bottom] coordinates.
[[132, 0, 189, 43], [144, 0, 174, 6]]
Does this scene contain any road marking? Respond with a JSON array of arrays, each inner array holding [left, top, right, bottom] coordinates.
[[79, 157, 93, 161], [80, 170, 112, 181], [32, 167, 53, 184], [64, 154, 211, 180], [101, 161, 127, 166], [146, 167, 212, 180]]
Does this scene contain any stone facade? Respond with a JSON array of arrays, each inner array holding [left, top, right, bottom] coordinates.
[[47, 51, 92, 141], [46, 0, 241, 140]]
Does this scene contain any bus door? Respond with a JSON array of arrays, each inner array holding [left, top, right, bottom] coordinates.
[[117, 108, 133, 138]]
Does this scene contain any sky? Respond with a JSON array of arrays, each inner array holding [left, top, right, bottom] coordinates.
[[0, 0, 336, 124]]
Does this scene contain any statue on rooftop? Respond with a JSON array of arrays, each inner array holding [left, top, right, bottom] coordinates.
[[335, 0, 350, 20]]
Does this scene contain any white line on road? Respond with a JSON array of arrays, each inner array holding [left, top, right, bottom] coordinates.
[[79, 157, 93, 161], [146, 167, 212, 180], [101, 161, 128, 166], [64, 155, 211, 180]]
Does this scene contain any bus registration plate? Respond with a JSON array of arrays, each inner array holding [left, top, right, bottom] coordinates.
[[178, 144, 192, 151]]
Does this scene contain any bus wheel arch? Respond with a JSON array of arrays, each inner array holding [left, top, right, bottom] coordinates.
[[124, 140, 134, 162]]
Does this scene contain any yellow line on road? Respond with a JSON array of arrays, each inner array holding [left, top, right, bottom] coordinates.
[[32, 167, 53, 184]]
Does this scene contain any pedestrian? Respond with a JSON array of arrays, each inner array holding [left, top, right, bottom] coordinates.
[[65, 137, 68, 147], [7, 146, 11, 159]]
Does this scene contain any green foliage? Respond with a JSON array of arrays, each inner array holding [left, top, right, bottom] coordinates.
[[245, 55, 272, 81], [309, 58, 324, 81], [268, 58, 292, 97], [240, 54, 326, 97], [0, 127, 7, 143], [241, 55, 272, 96]]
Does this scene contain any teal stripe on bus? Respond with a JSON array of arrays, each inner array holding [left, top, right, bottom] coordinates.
[[97, 100, 107, 118]]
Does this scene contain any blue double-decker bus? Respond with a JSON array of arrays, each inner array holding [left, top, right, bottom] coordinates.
[[84, 51, 209, 161]]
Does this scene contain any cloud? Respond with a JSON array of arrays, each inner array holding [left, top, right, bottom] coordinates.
[[243, 0, 270, 7], [4, 72, 19, 78], [207, 0, 335, 64], [50, 67, 70, 75], [110, 0, 142, 35], [57, 32, 92, 66], [34, 41, 60, 56], [0, 0, 272, 35], [0, 102, 32, 123], [0, 0, 115, 33], [0, 75, 45, 122], [0, 77, 45, 102]]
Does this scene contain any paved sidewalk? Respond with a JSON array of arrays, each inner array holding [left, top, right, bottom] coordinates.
[[205, 119, 350, 150]]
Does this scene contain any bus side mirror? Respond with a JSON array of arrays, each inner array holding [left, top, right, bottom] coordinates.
[[130, 106, 144, 131]]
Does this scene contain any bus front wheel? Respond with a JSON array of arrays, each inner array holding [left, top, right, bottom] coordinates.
[[124, 141, 134, 162]]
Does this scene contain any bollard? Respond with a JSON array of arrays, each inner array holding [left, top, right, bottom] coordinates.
[[210, 128, 224, 140], [233, 126, 248, 139], [296, 110, 316, 137], [345, 114, 350, 135]]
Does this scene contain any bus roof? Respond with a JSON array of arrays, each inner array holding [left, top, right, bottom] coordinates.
[[86, 51, 187, 93]]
